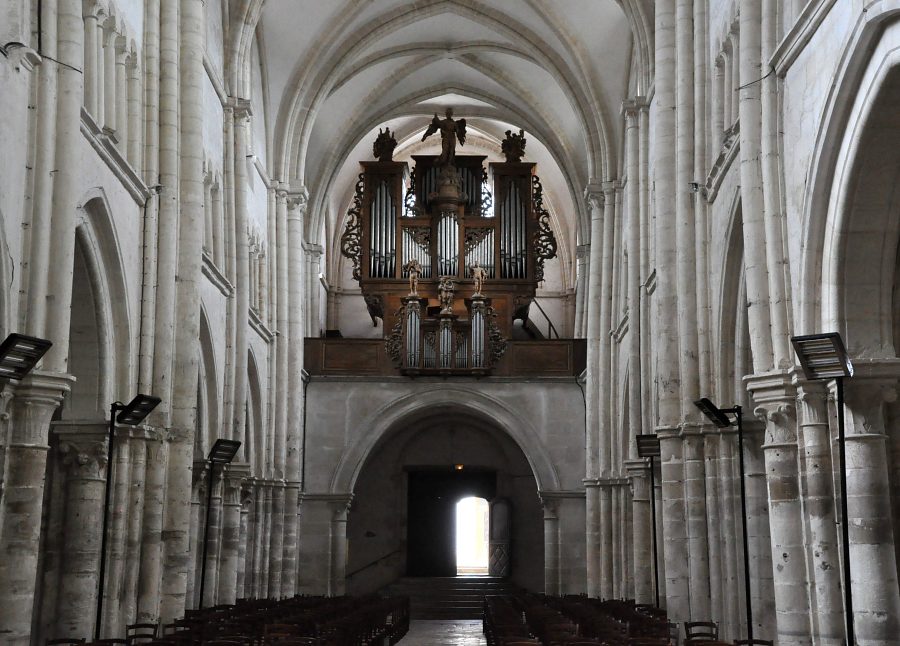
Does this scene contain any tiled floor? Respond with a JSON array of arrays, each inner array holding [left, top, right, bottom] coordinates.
[[398, 619, 486, 645]]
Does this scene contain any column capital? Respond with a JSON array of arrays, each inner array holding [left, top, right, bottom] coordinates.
[[584, 182, 605, 209], [57, 434, 108, 481], [286, 189, 308, 217], [745, 368, 798, 445], [227, 97, 252, 121], [7, 372, 75, 446], [621, 96, 650, 118], [303, 242, 324, 257]]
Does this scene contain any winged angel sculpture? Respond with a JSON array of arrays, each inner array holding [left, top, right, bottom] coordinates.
[[421, 107, 467, 166]]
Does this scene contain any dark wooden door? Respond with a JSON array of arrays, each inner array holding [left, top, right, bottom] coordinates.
[[406, 469, 496, 577]]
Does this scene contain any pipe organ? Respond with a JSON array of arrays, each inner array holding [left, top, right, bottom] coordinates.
[[340, 129, 557, 375]]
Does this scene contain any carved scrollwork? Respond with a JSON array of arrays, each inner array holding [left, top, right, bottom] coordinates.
[[531, 175, 558, 282], [406, 226, 430, 249], [485, 306, 508, 366], [465, 227, 494, 253], [481, 167, 493, 217], [340, 173, 365, 281], [384, 307, 405, 364]]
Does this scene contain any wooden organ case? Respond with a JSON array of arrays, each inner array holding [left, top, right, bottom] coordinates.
[[336, 129, 564, 376]]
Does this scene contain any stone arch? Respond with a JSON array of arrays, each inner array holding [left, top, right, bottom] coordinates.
[[246, 348, 264, 475], [0, 205, 11, 339], [63, 191, 131, 416], [331, 386, 561, 495], [798, 6, 900, 340], [196, 306, 219, 457], [716, 190, 750, 404]]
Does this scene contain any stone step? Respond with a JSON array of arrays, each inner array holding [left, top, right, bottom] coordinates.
[[380, 576, 518, 620]]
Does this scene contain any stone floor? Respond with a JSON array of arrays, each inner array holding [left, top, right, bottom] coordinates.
[[398, 619, 486, 645]]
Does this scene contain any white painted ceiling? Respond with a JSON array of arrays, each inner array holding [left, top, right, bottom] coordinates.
[[258, 0, 636, 287]]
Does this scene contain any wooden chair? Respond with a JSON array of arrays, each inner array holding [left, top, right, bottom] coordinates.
[[126, 623, 159, 644], [684, 622, 718, 642], [734, 641, 773, 646]]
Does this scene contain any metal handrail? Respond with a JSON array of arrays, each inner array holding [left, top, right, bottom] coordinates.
[[530, 297, 560, 339], [346, 549, 402, 579]]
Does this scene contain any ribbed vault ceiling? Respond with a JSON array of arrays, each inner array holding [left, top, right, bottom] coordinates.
[[259, 0, 637, 274]]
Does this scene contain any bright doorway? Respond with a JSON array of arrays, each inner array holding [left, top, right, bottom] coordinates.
[[456, 496, 490, 575]]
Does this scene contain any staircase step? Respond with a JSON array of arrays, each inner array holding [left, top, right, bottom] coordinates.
[[380, 576, 518, 620]]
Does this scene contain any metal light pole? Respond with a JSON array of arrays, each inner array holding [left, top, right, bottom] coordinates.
[[197, 438, 241, 609], [791, 333, 854, 646], [96, 394, 161, 640], [636, 434, 661, 608], [695, 398, 753, 642]]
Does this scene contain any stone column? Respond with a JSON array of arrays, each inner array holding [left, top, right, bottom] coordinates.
[[540, 495, 561, 596], [0, 374, 72, 645], [268, 483, 285, 597], [236, 485, 252, 597], [842, 377, 900, 643], [200, 465, 222, 608], [659, 428, 689, 625], [796, 381, 844, 645], [286, 192, 307, 595], [82, 3, 100, 117], [101, 16, 116, 134], [583, 184, 604, 598], [298, 493, 351, 595], [684, 429, 710, 619], [122, 431, 148, 624], [330, 496, 352, 596], [137, 430, 168, 623], [53, 429, 108, 639], [102, 426, 134, 637], [748, 372, 812, 644], [627, 460, 653, 604], [574, 243, 589, 338], [304, 243, 324, 337], [744, 422, 776, 639], [703, 431, 723, 625], [218, 464, 247, 604], [738, 0, 774, 373]]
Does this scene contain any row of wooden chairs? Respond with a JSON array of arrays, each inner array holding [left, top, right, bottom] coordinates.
[[46, 595, 410, 646], [484, 595, 775, 646]]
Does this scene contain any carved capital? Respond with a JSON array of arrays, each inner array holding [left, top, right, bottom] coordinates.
[[7, 372, 74, 446], [287, 190, 308, 216], [584, 182, 605, 211], [228, 97, 252, 121], [58, 436, 108, 480]]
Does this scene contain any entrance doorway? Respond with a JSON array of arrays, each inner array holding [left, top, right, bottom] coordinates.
[[406, 469, 495, 577], [456, 497, 489, 575]]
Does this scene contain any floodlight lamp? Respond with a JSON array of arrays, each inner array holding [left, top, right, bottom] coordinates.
[[636, 434, 661, 458], [208, 438, 241, 464], [791, 333, 853, 380], [694, 398, 733, 428], [115, 394, 161, 425], [0, 333, 52, 380]]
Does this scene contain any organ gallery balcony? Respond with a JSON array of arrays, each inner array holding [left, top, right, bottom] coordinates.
[[315, 120, 583, 378]]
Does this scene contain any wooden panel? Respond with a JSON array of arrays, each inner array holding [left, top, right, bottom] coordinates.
[[307, 337, 586, 378]]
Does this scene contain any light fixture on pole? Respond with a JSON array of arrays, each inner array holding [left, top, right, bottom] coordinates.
[[791, 332, 854, 646], [0, 332, 52, 380], [694, 397, 753, 642], [636, 433, 661, 609], [96, 394, 161, 640], [198, 438, 241, 609]]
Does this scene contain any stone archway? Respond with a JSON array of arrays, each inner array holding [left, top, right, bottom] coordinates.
[[345, 410, 543, 594], [813, 21, 900, 643], [298, 380, 586, 598]]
